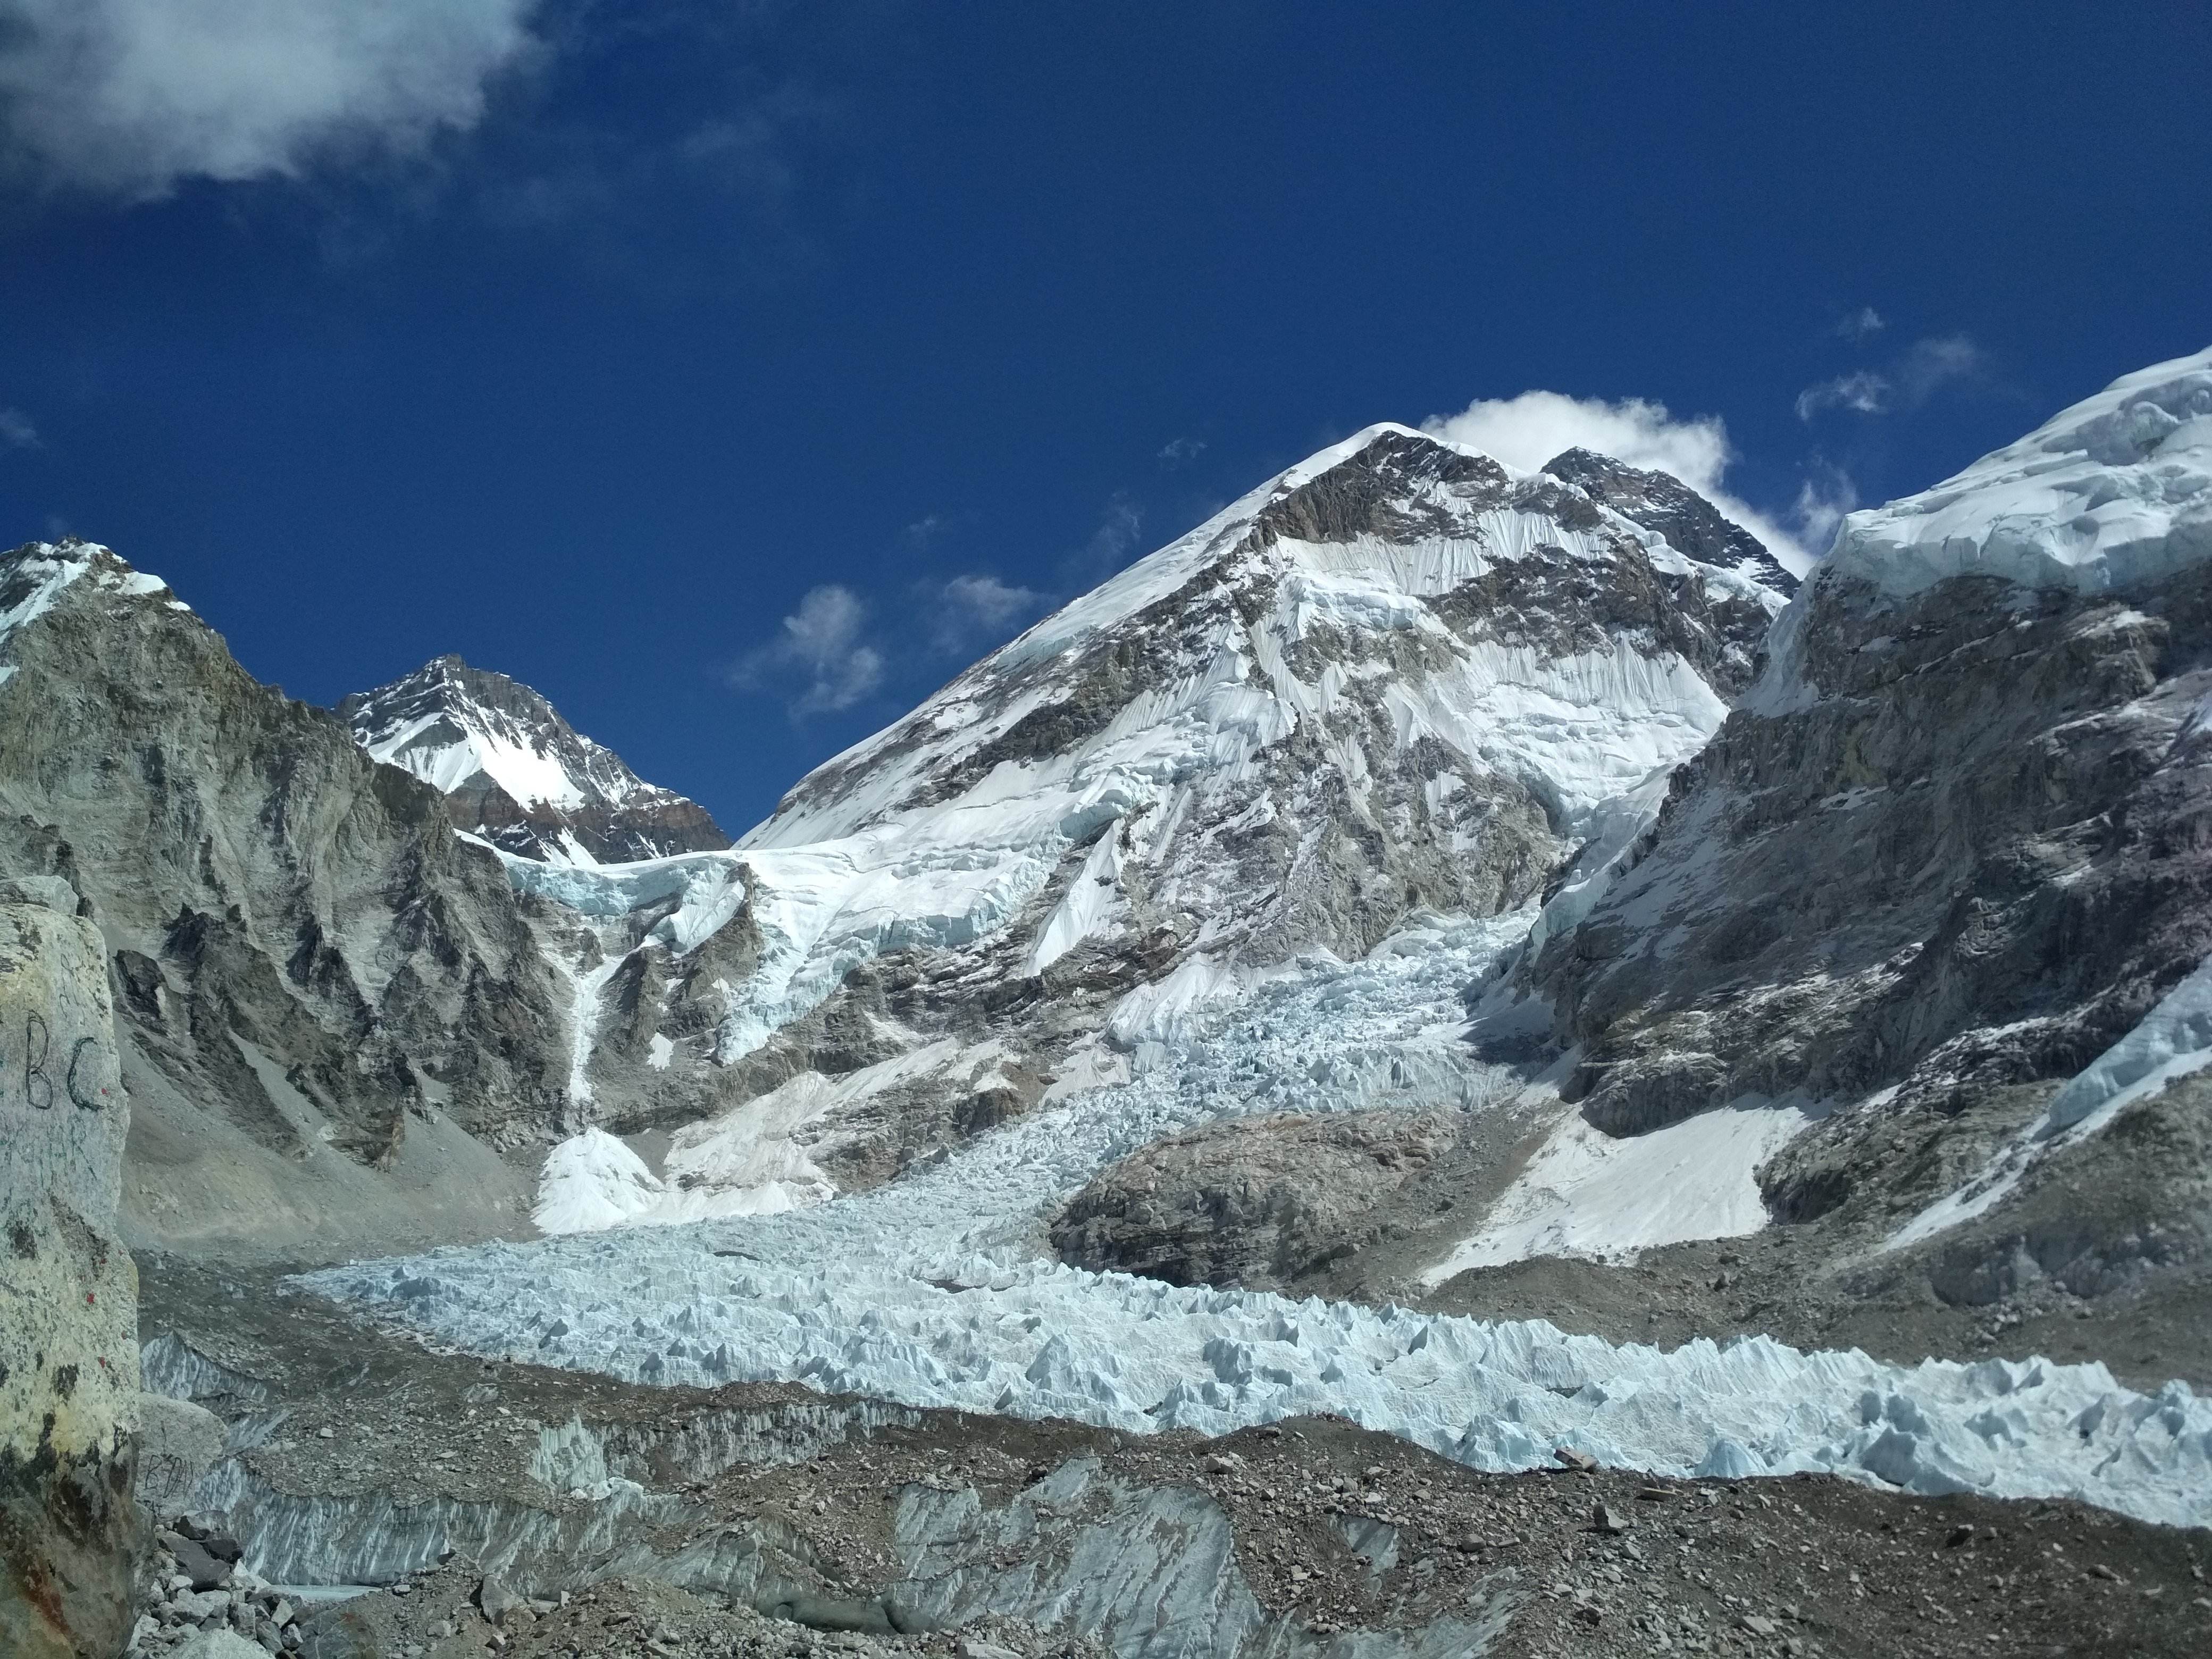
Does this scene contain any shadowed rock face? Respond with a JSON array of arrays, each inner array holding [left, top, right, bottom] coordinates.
[[0, 893, 141, 1659], [0, 541, 571, 1255], [340, 655, 730, 865], [1534, 565, 2212, 1138], [1494, 552, 2212, 1337]]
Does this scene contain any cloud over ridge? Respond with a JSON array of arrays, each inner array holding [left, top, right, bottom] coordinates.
[[1422, 389, 1822, 572], [0, 0, 544, 197]]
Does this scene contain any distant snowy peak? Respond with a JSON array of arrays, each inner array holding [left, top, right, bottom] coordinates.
[[341, 655, 728, 865], [1541, 447, 1799, 595]]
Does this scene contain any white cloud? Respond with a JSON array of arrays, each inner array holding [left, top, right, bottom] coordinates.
[[1057, 491, 1145, 588], [1796, 334, 1985, 422], [1790, 467, 1859, 557], [1796, 371, 1892, 420], [1895, 333, 1985, 401], [731, 585, 884, 715], [1837, 306, 1885, 340], [1088, 493, 1143, 565], [0, 406, 35, 448], [1157, 436, 1205, 466], [931, 573, 1045, 655], [0, 0, 544, 198], [1422, 389, 1818, 572]]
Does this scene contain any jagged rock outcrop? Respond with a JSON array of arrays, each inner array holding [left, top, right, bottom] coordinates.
[[0, 541, 570, 1255], [0, 889, 141, 1659], [341, 655, 730, 864]]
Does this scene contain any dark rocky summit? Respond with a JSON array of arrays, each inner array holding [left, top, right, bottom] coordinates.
[[1540, 447, 1800, 596]]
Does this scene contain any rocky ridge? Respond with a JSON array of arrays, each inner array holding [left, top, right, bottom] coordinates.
[[0, 542, 577, 1258], [1539, 448, 1799, 597]]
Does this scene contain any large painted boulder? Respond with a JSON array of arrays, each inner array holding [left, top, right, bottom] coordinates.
[[0, 884, 141, 1659]]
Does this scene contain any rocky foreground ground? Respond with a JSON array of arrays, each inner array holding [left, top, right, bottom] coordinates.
[[130, 1255, 2209, 1659]]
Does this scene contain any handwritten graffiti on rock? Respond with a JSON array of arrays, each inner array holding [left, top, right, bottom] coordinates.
[[5, 1012, 108, 1111]]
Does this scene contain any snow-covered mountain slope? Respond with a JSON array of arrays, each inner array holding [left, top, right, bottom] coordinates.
[[1471, 347, 2212, 1353], [521, 423, 1792, 1210], [341, 655, 729, 864], [1809, 347, 2212, 601]]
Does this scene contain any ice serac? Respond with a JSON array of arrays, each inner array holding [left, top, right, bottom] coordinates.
[[529, 424, 1791, 1217], [0, 885, 141, 1659], [1514, 346, 2212, 1310], [0, 540, 569, 1256], [340, 654, 730, 865]]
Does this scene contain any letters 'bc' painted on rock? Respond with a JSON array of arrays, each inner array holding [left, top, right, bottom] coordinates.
[[0, 896, 143, 1659]]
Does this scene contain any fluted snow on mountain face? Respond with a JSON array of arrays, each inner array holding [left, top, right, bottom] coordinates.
[[510, 423, 1792, 1194], [341, 655, 730, 864], [717, 426, 1781, 1052]]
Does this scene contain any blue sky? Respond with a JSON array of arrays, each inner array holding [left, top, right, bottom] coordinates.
[[2, 2, 2206, 832]]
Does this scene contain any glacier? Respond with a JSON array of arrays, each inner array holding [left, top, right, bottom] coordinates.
[[309, 908, 2212, 1531], [303, 391, 2212, 1540]]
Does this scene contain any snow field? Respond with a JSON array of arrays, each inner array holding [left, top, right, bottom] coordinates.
[[1419, 1096, 1817, 1281], [314, 910, 2212, 1530]]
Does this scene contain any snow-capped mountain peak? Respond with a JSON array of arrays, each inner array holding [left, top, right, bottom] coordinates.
[[340, 654, 728, 865], [491, 420, 1798, 1201]]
